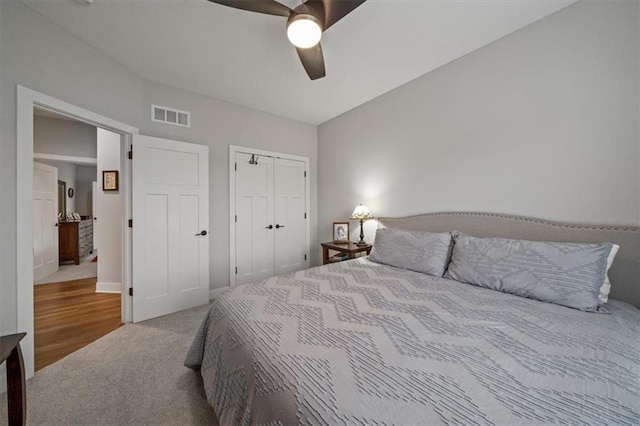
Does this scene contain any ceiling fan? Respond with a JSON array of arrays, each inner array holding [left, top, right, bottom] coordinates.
[[208, 0, 367, 80]]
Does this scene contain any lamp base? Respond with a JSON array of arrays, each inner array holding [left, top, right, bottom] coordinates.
[[356, 241, 368, 246]]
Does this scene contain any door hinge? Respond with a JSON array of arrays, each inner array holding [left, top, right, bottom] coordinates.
[[235, 215, 237, 223], [128, 219, 133, 228], [128, 150, 132, 160], [235, 267, 238, 274], [235, 162, 237, 171], [304, 213, 307, 219], [304, 171, 307, 178], [128, 287, 133, 296], [305, 254, 307, 261]]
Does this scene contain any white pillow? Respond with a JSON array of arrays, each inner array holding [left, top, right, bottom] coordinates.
[[599, 244, 619, 304]]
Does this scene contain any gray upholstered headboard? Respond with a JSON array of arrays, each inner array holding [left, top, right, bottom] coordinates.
[[378, 212, 640, 308]]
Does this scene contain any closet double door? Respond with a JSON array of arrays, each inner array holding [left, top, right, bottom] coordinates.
[[234, 151, 309, 285]]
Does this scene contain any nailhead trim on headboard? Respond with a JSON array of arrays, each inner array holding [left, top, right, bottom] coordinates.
[[379, 212, 639, 232]]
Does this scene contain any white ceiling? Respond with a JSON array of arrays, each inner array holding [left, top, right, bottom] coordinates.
[[21, 0, 575, 125]]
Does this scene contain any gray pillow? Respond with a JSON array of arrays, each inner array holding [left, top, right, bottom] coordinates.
[[368, 228, 453, 277], [444, 233, 612, 312]]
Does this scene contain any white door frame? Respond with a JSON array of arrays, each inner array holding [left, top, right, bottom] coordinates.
[[33, 152, 98, 166], [16, 85, 139, 380], [229, 145, 310, 287]]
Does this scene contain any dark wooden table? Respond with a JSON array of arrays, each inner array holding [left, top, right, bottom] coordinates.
[[321, 241, 373, 265], [1, 333, 27, 426]]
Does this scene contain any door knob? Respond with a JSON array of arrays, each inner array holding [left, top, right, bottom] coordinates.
[[265, 225, 273, 229], [195, 230, 208, 236], [275, 224, 285, 229], [54, 223, 58, 227]]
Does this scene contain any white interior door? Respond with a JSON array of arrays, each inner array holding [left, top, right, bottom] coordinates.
[[234, 151, 309, 285], [132, 135, 209, 322], [274, 158, 308, 275], [33, 161, 59, 281], [235, 152, 274, 285]]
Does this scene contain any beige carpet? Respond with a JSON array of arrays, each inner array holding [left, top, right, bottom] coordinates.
[[35, 252, 97, 285], [0, 304, 218, 425]]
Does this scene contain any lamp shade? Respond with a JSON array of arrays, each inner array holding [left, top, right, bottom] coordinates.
[[350, 204, 373, 220]]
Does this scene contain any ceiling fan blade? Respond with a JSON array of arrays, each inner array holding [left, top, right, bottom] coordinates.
[[295, 43, 326, 80], [208, 0, 291, 17], [305, 0, 366, 30]]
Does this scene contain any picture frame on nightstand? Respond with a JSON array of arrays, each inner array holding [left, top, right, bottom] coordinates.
[[333, 222, 349, 244]]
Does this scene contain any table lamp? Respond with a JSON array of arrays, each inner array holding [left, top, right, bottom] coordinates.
[[350, 204, 374, 246]]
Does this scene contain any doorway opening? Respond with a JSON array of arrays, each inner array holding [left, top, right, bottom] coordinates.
[[17, 85, 139, 380], [31, 107, 124, 370], [58, 180, 66, 215]]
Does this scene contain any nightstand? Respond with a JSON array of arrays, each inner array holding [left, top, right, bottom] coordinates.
[[321, 241, 373, 265], [1, 332, 26, 425]]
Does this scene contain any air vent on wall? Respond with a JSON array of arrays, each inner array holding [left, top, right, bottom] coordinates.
[[151, 104, 190, 128]]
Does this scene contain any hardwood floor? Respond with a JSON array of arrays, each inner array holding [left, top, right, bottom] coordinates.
[[34, 277, 122, 371]]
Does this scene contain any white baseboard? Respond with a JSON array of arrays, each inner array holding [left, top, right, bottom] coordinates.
[[96, 282, 122, 294], [209, 287, 229, 301]]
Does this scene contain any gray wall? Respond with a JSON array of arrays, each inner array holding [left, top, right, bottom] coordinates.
[[0, 0, 142, 337], [96, 129, 122, 287], [56, 162, 76, 213], [140, 81, 318, 292], [34, 114, 98, 216], [318, 0, 640, 250], [76, 165, 97, 217], [34, 115, 98, 158], [0, 1, 317, 335]]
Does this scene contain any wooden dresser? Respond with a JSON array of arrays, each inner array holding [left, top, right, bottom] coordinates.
[[59, 219, 93, 264]]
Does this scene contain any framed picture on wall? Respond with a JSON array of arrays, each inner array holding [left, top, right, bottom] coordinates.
[[333, 222, 349, 244], [102, 170, 119, 191]]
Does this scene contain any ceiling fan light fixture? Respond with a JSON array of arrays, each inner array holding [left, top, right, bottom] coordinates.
[[287, 13, 322, 49]]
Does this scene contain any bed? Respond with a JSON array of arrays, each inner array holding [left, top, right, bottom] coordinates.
[[186, 212, 640, 425]]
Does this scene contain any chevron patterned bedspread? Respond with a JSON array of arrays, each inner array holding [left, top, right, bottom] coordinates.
[[185, 258, 640, 425]]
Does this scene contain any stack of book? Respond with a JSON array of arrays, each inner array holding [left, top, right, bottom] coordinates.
[[329, 254, 350, 263]]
